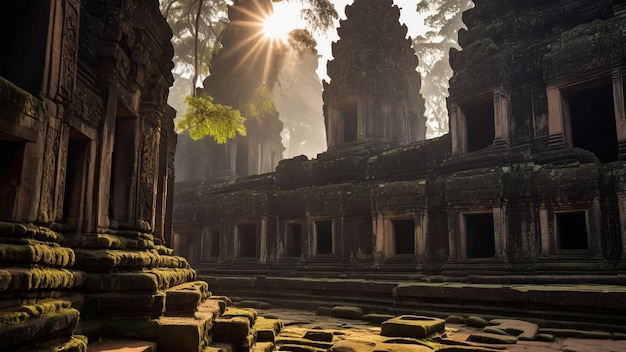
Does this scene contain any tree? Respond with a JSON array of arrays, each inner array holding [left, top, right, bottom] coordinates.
[[412, 0, 474, 137], [161, 0, 337, 144]]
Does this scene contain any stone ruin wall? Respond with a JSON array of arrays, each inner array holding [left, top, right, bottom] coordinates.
[[0, 0, 211, 350]]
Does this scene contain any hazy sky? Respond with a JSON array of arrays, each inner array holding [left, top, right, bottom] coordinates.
[[272, 0, 426, 80]]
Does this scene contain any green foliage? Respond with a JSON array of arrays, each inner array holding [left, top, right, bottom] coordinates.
[[244, 84, 276, 121], [176, 95, 246, 143], [287, 29, 318, 56]]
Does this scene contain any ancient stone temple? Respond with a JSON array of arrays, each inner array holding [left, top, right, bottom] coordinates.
[[0, 0, 212, 350], [175, 0, 285, 182], [323, 0, 425, 149], [173, 0, 626, 327]]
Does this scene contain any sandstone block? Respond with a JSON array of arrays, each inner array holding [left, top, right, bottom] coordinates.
[[330, 340, 376, 352], [361, 313, 395, 324], [381, 315, 445, 339], [87, 338, 156, 352], [165, 281, 210, 316], [222, 307, 257, 325], [213, 316, 251, 343], [276, 337, 334, 349], [303, 329, 334, 342], [251, 341, 275, 352], [315, 306, 332, 316], [0, 307, 80, 349], [467, 332, 517, 344], [158, 315, 214, 352], [330, 306, 363, 320], [488, 319, 538, 340], [466, 316, 488, 328]]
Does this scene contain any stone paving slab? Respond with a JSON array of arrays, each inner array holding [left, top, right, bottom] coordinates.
[[258, 307, 626, 352]]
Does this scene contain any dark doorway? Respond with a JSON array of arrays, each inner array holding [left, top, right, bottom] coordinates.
[[285, 223, 302, 257], [202, 230, 220, 261], [315, 220, 333, 255], [465, 100, 495, 152], [110, 115, 137, 223], [237, 224, 257, 258], [63, 129, 89, 230], [556, 212, 588, 250], [464, 213, 496, 258], [568, 84, 618, 163], [0, 138, 25, 220], [342, 104, 358, 143], [393, 219, 415, 255]]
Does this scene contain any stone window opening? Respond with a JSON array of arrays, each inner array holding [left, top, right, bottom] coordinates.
[[236, 223, 257, 258], [0, 136, 25, 221], [63, 128, 89, 231], [565, 82, 618, 163], [201, 228, 221, 261], [463, 212, 496, 259], [465, 100, 496, 153], [315, 220, 333, 255], [392, 219, 415, 255], [451, 89, 510, 156], [556, 211, 589, 251], [285, 223, 302, 258], [547, 71, 626, 161], [341, 103, 358, 143]]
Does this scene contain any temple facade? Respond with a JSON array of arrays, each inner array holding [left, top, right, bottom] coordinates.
[[174, 0, 626, 279]]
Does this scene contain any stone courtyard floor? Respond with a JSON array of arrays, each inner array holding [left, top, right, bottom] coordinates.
[[261, 307, 626, 352]]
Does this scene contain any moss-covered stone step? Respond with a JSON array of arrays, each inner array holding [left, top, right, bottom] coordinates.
[[255, 317, 284, 343], [0, 243, 75, 267], [221, 307, 257, 325], [65, 233, 154, 250], [165, 281, 211, 316], [213, 316, 251, 344], [0, 267, 84, 292], [73, 249, 190, 271], [157, 315, 215, 352], [0, 221, 60, 242], [83, 291, 165, 318], [0, 305, 80, 350], [83, 268, 196, 292], [14, 335, 88, 352], [0, 299, 74, 328]]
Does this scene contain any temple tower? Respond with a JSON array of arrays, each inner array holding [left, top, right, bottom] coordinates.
[[323, 0, 425, 150], [175, 0, 284, 181]]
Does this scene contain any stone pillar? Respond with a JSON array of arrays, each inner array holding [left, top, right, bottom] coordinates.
[[546, 86, 566, 147], [136, 102, 162, 233], [493, 89, 510, 144], [611, 70, 626, 159]]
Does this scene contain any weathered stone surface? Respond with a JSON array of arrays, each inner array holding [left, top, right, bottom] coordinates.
[[330, 340, 376, 352], [381, 316, 446, 339], [197, 299, 224, 318], [0, 267, 84, 292], [165, 281, 210, 316], [278, 344, 326, 352], [73, 249, 189, 271], [446, 316, 467, 324], [303, 329, 334, 342], [83, 292, 165, 318], [83, 268, 196, 292], [213, 316, 251, 343], [251, 341, 275, 352], [255, 317, 283, 343], [89, 319, 161, 341], [467, 332, 517, 344], [0, 243, 75, 267], [316, 307, 332, 316], [276, 337, 334, 349], [0, 307, 80, 349], [222, 307, 257, 325], [488, 319, 538, 340], [466, 316, 489, 328], [331, 306, 363, 320], [157, 315, 214, 352]]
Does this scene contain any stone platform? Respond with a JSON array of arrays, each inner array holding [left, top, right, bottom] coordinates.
[[200, 276, 626, 332]]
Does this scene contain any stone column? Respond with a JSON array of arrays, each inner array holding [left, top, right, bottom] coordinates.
[[136, 101, 162, 233], [546, 86, 566, 147], [611, 70, 626, 159], [493, 89, 510, 144]]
